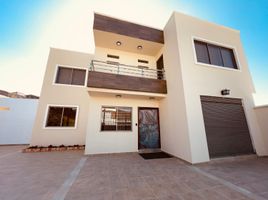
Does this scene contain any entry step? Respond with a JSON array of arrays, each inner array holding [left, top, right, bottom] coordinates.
[[138, 148, 161, 153]]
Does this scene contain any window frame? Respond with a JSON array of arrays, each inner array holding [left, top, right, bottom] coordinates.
[[53, 64, 88, 87], [43, 104, 79, 129], [100, 106, 133, 132], [192, 36, 241, 72]]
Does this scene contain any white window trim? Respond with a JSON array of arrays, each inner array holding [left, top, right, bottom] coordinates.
[[43, 104, 79, 130], [99, 105, 133, 132], [53, 64, 88, 87], [192, 36, 242, 72]]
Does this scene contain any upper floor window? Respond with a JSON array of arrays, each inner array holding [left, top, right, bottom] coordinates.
[[194, 40, 238, 69], [101, 106, 132, 131], [55, 66, 86, 86]]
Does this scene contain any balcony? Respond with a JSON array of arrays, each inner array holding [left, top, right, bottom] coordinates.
[[87, 60, 167, 94]]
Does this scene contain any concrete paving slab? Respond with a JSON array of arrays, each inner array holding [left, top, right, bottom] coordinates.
[[0, 146, 83, 200], [0, 146, 267, 200]]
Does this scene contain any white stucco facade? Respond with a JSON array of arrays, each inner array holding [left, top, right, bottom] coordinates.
[[30, 11, 268, 164], [159, 12, 268, 163], [30, 49, 93, 146], [85, 95, 160, 154]]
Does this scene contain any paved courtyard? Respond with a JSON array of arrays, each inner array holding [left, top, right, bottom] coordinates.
[[0, 145, 267, 200]]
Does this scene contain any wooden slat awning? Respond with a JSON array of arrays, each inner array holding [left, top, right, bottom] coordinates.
[[93, 13, 164, 44]]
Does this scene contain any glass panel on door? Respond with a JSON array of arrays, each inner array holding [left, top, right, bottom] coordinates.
[[138, 108, 160, 149]]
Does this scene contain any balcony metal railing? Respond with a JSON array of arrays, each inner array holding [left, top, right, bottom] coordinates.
[[89, 60, 165, 80]]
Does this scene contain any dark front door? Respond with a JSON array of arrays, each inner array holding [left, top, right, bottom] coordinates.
[[200, 96, 254, 158], [138, 107, 160, 149]]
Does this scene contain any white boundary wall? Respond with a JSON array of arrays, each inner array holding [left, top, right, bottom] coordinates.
[[0, 98, 38, 144], [255, 105, 268, 153]]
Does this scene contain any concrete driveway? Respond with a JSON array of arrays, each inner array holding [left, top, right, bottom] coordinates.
[[0, 145, 267, 200]]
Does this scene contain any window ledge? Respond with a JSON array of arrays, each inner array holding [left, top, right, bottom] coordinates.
[[42, 127, 77, 130], [100, 130, 133, 133], [53, 83, 87, 88], [195, 61, 241, 72]]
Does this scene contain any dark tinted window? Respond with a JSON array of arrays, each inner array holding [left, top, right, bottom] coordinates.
[[194, 41, 210, 64], [55, 67, 86, 85], [56, 67, 72, 84], [71, 69, 86, 85], [46, 106, 77, 127], [62, 107, 77, 127], [101, 106, 132, 131], [208, 44, 223, 66], [221, 47, 237, 69], [46, 107, 63, 127], [194, 40, 237, 69]]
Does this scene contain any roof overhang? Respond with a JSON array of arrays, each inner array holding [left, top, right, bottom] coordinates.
[[93, 13, 164, 56]]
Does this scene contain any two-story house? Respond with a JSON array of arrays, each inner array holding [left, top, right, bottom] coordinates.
[[30, 12, 268, 164]]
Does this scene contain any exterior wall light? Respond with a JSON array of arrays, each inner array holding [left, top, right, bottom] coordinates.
[[137, 45, 143, 50], [115, 94, 122, 98], [116, 41, 122, 46], [221, 89, 230, 96]]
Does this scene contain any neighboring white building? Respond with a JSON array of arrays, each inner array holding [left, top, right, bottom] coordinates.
[[0, 98, 38, 145], [30, 12, 268, 163]]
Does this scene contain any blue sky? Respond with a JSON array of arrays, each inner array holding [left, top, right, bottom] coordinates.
[[0, 0, 267, 103], [171, 0, 268, 94], [0, 0, 58, 54]]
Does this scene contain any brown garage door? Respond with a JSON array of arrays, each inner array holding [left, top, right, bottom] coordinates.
[[200, 96, 254, 158]]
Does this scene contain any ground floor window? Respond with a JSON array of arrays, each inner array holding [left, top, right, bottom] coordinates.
[[45, 105, 78, 128], [101, 106, 132, 131]]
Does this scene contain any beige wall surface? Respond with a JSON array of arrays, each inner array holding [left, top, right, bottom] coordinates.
[[31, 12, 267, 163], [160, 15, 193, 163], [255, 106, 268, 152], [172, 12, 268, 162], [85, 94, 160, 154], [94, 47, 158, 69], [31, 47, 163, 150], [30, 48, 93, 146]]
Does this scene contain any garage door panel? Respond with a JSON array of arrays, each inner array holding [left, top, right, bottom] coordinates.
[[206, 131, 254, 157], [201, 96, 254, 158]]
